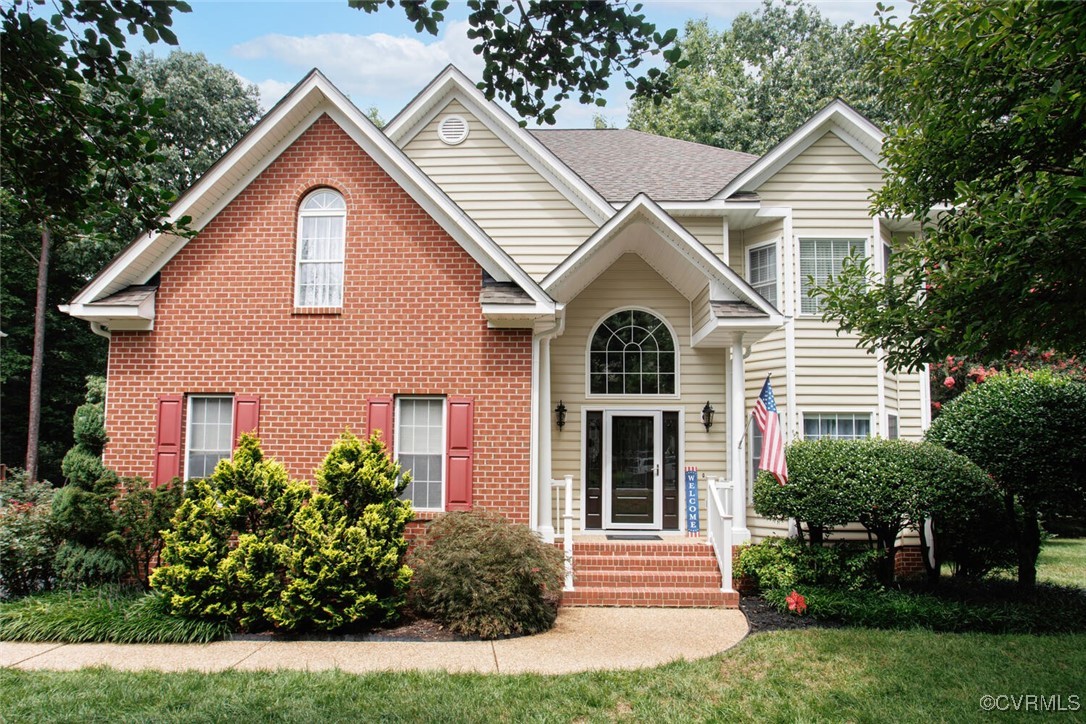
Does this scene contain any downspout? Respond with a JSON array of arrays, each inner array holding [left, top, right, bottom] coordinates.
[[89, 321, 111, 339], [532, 310, 564, 542]]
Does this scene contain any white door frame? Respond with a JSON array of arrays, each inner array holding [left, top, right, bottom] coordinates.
[[603, 409, 663, 530]]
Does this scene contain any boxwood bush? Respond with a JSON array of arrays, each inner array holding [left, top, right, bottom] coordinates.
[[735, 538, 883, 593], [408, 509, 565, 639]]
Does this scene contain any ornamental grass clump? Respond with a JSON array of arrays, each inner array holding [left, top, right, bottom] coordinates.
[[408, 509, 565, 639]]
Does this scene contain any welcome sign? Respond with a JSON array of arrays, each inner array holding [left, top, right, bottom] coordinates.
[[684, 466, 700, 534]]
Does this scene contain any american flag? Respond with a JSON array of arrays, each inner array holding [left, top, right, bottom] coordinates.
[[753, 375, 788, 485]]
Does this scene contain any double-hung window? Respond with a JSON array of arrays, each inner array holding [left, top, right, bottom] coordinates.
[[799, 238, 865, 314], [748, 244, 778, 308], [185, 395, 233, 479], [396, 397, 445, 510], [296, 189, 346, 308], [802, 412, 872, 440]]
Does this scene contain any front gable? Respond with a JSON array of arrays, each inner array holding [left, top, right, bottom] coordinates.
[[62, 70, 553, 331]]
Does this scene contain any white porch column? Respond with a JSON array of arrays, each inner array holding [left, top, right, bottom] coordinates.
[[538, 334, 556, 542], [729, 339, 751, 542]]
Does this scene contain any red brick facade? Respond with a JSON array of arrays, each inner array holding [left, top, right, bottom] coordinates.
[[104, 114, 533, 522]]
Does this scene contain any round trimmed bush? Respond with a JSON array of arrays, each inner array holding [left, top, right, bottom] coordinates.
[[408, 510, 565, 639]]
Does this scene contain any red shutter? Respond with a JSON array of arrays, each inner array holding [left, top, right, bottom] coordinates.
[[366, 396, 394, 452], [153, 395, 183, 486], [233, 395, 261, 448], [445, 397, 474, 511]]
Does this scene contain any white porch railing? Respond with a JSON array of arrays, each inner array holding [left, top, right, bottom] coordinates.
[[550, 475, 575, 591], [706, 477, 736, 593]]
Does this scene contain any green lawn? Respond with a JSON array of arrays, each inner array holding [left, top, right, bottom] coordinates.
[[1038, 539, 1086, 589], [2, 541, 1082, 722]]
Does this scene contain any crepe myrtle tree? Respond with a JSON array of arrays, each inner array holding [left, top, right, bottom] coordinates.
[[816, 0, 1086, 371], [926, 371, 1086, 589]]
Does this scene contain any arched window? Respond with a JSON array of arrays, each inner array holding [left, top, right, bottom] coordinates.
[[588, 309, 676, 395], [295, 189, 346, 307]]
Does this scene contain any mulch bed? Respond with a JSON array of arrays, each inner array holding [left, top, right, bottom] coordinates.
[[230, 613, 463, 642], [739, 594, 840, 635]]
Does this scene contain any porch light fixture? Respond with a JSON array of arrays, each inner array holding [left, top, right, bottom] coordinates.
[[555, 400, 567, 430], [702, 401, 715, 431]]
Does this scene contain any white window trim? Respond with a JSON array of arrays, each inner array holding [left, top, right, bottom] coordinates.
[[796, 236, 868, 317], [747, 416, 763, 504], [294, 188, 347, 308], [393, 395, 447, 512], [184, 394, 234, 481], [747, 242, 779, 309], [800, 410, 875, 440], [584, 306, 682, 400]]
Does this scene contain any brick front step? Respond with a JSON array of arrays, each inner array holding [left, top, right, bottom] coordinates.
[[560, 539, 737, 608], [562, 587, 739, 608], [575, 571, 723, 588]]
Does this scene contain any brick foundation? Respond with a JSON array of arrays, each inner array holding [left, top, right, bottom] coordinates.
[[893, 544, 927, 579]]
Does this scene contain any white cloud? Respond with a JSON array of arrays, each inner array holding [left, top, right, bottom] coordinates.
[[230, 20, 482, 110]]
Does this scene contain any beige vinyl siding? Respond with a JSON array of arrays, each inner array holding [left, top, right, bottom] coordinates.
[[402, 100, 598, 280], [675, 216, 725, 260], [692, 283, 712, 333], [549, 253, 728, 532], [896, 370, 927, 440]]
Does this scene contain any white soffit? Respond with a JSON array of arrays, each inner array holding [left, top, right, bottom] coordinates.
[[542, 194, 778, 315]]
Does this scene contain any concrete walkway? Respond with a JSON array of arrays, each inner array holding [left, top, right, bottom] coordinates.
[[1, 608, 748, 675]]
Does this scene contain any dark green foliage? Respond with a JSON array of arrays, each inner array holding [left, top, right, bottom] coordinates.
[[409, 509, 565, 639], [270, 432, 414, 632], [352, 0, 681, 125], [817, 0, 1086, 369], [754, 438, 996, 583], [52, 542, 128, 589], [0, 586, 229, 644], [151, 435, 310, 630], [0, 471, 57, 598], [765, 583, 1086, 634], [108, 477, 183, 587], [735, 538, 883, 593], [926, 371, 1086, 588], [629, 1, 892, 154]]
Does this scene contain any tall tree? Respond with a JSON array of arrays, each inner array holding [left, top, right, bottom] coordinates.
[[1, 45, 260, 483], [627, 0, 890, 154], [816, 0, 1086, 371]]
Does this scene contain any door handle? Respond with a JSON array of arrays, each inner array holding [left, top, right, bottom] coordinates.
[[655, 463, 660, 476]]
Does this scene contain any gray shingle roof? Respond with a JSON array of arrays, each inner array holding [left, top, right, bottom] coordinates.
[[87, 285, 157, 306], [529, 129, 758, 203], [711, 301, 768, 318]]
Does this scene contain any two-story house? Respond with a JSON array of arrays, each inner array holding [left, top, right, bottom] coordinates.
[[62, 67, 928, 607]]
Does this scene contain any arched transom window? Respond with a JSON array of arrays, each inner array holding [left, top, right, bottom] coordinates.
[[589, 309, 676, 395], [295, 189, 346, 307]]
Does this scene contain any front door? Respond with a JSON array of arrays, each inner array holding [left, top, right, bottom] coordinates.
[[604, 411, 662, 529]]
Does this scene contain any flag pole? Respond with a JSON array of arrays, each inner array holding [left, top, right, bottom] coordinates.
[[736, 372, 770, 451]]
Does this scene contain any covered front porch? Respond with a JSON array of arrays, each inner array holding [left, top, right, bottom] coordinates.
[[526, 195, 784, 604]]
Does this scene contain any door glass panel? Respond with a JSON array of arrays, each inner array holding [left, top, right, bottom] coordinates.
[[611, 416, 654, 525]]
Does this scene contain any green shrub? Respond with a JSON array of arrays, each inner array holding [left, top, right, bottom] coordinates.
[[764, 582, 1086, 634], [735, 538, 882, 593], [151, 435, 310, 630], [754, 438, 995, 583], [926, 370, 1086, 588], [0, 585, 230, 643], [0, 471, 58, 599], [409, 509, 565, 639], [269, 432, 414, 632], [108, 477, 183, 587]]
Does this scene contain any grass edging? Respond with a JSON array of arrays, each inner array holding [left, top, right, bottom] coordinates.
[[0, 586, 229, 644]]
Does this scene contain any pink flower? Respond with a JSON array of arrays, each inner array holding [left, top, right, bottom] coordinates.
[[932, 401, 942, 411], [786, 590, 807, 615], [943, 376, 956, 389]]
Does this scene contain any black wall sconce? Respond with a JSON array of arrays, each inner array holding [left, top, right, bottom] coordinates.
[[555, 400, 567, 430], [702, 401, 715, 431]]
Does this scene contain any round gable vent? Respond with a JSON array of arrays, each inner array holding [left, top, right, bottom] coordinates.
[[438, 115, 469, 145]]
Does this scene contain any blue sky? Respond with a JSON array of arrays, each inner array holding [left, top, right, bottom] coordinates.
[[144, 0, 883, 127]]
